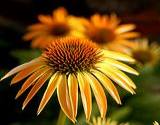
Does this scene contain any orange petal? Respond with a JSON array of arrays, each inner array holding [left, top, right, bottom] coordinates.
[[84, 72, 107, 118], [57, 74, 75, 122], [91, 69, 121, 104], [22, 70, 53, 110], [15, 67, 50, 99], [91, 14, 101, 27], [37, 72, 61, 115], [115, 24, 136, 34], [38, 15, 53, 25], [53, 7, 67, 22], [23, 31, 45, 40], [28, 23, 47, 31], [118, 32, 140, 39], [11, 63, 45, 85], [77, 72, 92, 121], [0, 57, 42, 81], [68, 73, 78, 118]]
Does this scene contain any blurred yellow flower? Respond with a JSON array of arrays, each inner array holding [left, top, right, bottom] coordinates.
[[153, 121, 159, 125], [1, 38, 138, 122], [80, 14, 140, 53], [130, 38, 160, 67], [23, 7, 84, 48], [90, 117, 129, 125]]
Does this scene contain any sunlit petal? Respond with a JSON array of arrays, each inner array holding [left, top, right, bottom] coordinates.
[[68, 73, 78, 118], [22, 70, 53, 109], [91, 69, 121, 104], [57, 74, 75, 122], [84, 72, 107, 118], [77, 72, 92, 121], [37, 72, 61, 115]]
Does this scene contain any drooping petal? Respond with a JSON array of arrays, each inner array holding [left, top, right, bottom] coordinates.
[[102, 50, 135, 63], [15, 67, 50, 99], [11, 63, 45, 85], [37, 72, 61, 115], [77, 72, 92, 121], [22, 70, 53, 109], [57, 74, 75, 122], [102, 58, 139, 75], [115, 24, 136, 34], [0, 57, 42, 81], [84, 72, 107, 118], [91, 69, 121, 104], [96, 65, 135, 94], [68, 73, 78, 118], [103, 65, 136, 89]]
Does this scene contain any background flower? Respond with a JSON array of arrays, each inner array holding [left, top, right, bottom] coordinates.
[[79, 14, 140, 53]]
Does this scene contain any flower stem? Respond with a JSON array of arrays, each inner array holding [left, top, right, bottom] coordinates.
[[57, 110, 66, 125]]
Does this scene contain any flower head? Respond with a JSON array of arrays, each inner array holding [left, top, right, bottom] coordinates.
[[130, 38, 160, 67], [80, 14, 140, 53], [90, 117, 129, 125], [23, 7, 84, 48], [1, 37, 138, 122]]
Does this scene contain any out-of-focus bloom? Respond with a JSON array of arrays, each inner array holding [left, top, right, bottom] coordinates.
[[129, 38, 160, 67], [80, 14, 140, 53], [90, 117, 129, 125], [23, 7, 84, 48], [1, 38, 138, 122], [153, 121, 159, 125]]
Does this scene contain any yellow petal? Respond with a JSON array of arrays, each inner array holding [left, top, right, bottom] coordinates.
[[91, 69, 121, 104], [77, 72, 92, 121], [15, 67, 50, 99], [84, 72, 107, 118], [97, 66, 135, 94], [11, 64, 45, 85], [115, 24, 136, 34], [102, 65, 136, 89], [57, 75, 75, 122], [0, 57, 42, 81], [102, 58, 139, 75], [22, 70, 52, 110], [68, 73, 78, 118], [37, 72, 61, 115], [102, 50, 135, 63]]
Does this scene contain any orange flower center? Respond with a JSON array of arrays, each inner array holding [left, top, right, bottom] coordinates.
[[88, 28, 115, 44], [51, 23, 70, 36], [132, 50, 153, 65], [43, 38, 102, 73]]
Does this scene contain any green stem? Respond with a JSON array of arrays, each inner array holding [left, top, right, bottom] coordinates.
[[57, 110, 66, 125]]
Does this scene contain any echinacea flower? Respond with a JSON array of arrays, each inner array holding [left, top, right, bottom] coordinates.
[[129, 38, 160, 67], [80, 14, 140, 53], [1, 37, 138, 122], [90, 117, 129, 125], [23, 7, 84, 48]]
